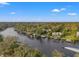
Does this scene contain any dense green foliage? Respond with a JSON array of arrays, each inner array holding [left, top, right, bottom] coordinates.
[[14, 23, 79, 43], [0, 35, 3, 42], [0, 36, 43, 57]]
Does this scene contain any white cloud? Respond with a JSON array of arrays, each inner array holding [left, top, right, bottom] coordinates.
[[10, 12, 16, 15], [0, 2, 9, 5], [51, 8, 66, 12], [51, 9, 60, 12], [68, 13, 77, 16]]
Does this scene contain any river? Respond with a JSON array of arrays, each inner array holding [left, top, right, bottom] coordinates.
[[0, 27, 79, 57]]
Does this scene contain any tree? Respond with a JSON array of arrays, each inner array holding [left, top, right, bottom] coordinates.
[[0, 35, 3, 42], [0, 36, 44, 57]]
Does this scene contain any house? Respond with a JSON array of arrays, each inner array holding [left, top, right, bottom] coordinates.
[[52, 32, 62, 39], [52, 32, 62, 36], [77, 32, 79, 37]]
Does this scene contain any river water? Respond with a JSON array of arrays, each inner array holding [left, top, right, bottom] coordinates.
[[0, 27, 79, 57]]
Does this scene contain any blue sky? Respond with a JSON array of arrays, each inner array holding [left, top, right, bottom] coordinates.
[[0, 2, 79, 22]]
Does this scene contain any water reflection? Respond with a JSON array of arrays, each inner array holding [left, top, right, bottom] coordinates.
[[0, 27, 77, 57]]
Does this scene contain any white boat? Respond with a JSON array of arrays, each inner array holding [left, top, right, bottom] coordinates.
[[64, 47, 79, 53]]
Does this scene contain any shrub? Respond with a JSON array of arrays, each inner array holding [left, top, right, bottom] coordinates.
[[52, 49, 64, 57]]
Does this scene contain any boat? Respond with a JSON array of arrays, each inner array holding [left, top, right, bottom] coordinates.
[[64, 47, 79, 53]]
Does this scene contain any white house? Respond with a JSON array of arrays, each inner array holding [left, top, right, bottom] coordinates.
[[52, 32, 62, 39], [77, 32, 79, 37], [52, 32, 62, 36]]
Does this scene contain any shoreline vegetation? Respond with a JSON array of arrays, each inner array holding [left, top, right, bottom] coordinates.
[[0, 36, 44, 57], [14, 23, 79, 44], [0, 22, 79, 57]]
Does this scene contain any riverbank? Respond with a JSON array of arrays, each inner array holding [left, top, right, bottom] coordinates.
[[14, 28, 79, 45], [14, 23, 79, 44], [0, 27, 79, 57]]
